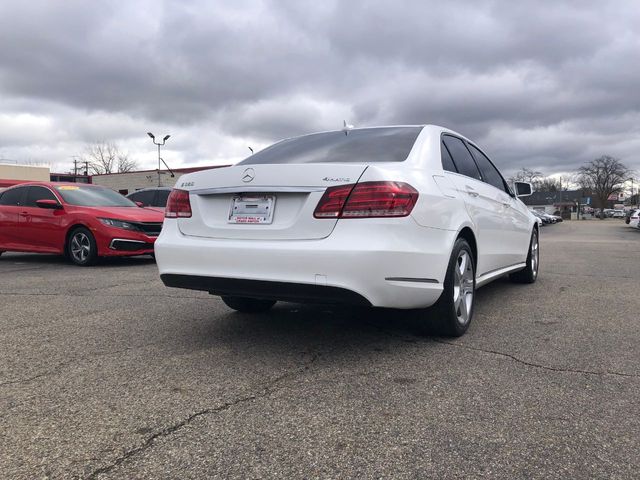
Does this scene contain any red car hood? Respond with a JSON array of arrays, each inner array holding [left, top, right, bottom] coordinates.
[[77, 206, 165, 222]]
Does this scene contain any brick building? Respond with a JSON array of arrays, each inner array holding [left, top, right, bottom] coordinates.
[[91, 165, 229, 195]]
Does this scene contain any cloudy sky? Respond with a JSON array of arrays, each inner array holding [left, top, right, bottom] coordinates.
[[0, 0, 639, 177]]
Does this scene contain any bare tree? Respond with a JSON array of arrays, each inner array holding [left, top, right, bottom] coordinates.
[[508, 168, 543, 185], [116, 152, 137, 173], [536, 177, 562, 192], [577, 155, 630, 218], [80, 141, 137, 174]]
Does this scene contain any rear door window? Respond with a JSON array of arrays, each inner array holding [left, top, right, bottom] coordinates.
[[468, 144, 508, 193], [239, 127, 423, 165], [442, 135, 482, 181], [0, 187, 27, 206], [440, 141, 458, 173], [24, 186, 59, 207]]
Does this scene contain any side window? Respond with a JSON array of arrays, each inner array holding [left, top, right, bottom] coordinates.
[[154, 190, 170, 207], [24, 186, 59, 207], [0, 187, 27, 206], [442, 136, 482, 180], [127, 192, 142, 202], [468, 144, 508, 193], [130, 190, 154, 206], [440, 141, 458, 173]]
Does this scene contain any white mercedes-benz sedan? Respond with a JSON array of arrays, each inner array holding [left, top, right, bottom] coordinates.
[[155, 125, 538, 336]]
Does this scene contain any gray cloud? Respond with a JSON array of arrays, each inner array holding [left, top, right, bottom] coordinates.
[[0, 0, 639, 176]]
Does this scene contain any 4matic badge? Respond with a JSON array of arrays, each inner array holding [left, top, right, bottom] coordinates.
[[322, 177, 351, 182]]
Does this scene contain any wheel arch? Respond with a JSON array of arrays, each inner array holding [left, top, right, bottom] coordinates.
[[64, 223, 92, 253], [456, 225, 478, 268]]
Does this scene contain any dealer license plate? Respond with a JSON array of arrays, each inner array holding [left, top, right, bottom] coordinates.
[[228, 195, 276, 224]]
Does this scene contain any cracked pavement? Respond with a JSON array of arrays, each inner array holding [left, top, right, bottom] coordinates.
[[1, 220, 639, 479]]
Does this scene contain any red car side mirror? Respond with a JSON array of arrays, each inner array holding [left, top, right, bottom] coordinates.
[[36, 199, 63, 210]]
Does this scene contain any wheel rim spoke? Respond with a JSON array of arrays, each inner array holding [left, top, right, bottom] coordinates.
[[71, 233, 90, 262]]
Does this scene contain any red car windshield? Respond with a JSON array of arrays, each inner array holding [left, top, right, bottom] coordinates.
[[54, 185, 136, 207]]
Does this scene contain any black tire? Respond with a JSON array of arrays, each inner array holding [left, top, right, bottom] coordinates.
[[429, 238, 476, 337], [66, 227, 98, 266], [221, 296, 276, 313], [509, 229, 539, 284]]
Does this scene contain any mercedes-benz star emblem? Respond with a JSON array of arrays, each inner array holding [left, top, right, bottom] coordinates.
[[241, 168, 255, 183]]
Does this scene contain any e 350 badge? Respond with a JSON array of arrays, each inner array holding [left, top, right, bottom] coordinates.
[[180, 181, 195, 187]]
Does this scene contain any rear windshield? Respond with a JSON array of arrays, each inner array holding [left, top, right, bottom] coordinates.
[[54, 185, 136, 207], [239, 127, 423, 165]]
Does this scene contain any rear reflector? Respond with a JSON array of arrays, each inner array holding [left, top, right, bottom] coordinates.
[[314, 181, 418, 219], [165, 189, 192, 218]]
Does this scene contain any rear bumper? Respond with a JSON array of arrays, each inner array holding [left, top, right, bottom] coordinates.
[[155, 219, 455, 309], [161, 274, 372, 306]]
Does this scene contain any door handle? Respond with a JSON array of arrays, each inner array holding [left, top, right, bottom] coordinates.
[[502, 202, 511, 208], [19, 211, 30, 217], [465, 186, 479, 197]]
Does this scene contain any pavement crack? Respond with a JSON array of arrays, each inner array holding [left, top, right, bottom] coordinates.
[[432, 339, 640, 379], [364, 321, 640, 379], [84, 351, 320, 479], [0, 342, 160, 387]]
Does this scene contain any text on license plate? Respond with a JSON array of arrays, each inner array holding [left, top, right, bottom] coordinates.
[[228, 195, 276, 224]]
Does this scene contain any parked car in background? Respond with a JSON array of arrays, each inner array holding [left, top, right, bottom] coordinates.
[[612, 209, 625, 218], [156, 125, 539, 337], [533, 211, 557, 224], [126, 187, 172, 213], [530, 210, 546, 226], [0, 183, 164, 265]]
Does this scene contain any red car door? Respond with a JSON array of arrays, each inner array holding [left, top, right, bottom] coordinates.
[[0, 186, 28, 250], [18, 186, 65, 252]]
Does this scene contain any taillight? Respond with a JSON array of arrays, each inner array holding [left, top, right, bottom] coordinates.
[[165, 189, 192, 218], [313, 184, 355, 218], [313, 181, 418, 219]]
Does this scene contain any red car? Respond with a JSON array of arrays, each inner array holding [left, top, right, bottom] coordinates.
[[0, 182, 164, 265]]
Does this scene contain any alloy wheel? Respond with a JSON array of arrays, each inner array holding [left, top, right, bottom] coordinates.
[[531, 232, 539, 278], [70, 232, 91, 264], [453, 250, 474, 325]]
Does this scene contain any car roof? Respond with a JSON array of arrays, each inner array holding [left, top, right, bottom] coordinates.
[[5, 182, 99, 189]]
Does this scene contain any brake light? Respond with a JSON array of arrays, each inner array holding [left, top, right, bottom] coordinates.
[[314, 181, 418, 219], [165, 189, 192, 218], [313, 184, 355, 218]]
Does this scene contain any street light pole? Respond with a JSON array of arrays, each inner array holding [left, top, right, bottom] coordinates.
[[147, 132, 171, 187]]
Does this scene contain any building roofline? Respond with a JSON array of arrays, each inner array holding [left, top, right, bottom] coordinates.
[[90, 165, 230, 177]]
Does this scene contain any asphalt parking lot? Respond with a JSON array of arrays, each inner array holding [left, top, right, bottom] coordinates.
[[1, 220, 639, 479]]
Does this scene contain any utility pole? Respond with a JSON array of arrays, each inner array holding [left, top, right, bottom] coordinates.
[[147, 132, 171, 187]]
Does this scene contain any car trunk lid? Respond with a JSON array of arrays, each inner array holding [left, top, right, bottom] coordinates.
[[178, 164, 368, 240]]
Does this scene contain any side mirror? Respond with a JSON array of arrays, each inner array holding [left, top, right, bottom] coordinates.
[[514, 181, 533, 197], [36, 199, 62, 210], [135, 201, 145, 208]]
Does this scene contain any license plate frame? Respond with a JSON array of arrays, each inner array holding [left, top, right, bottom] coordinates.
[[228, 194, 276, 224]]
